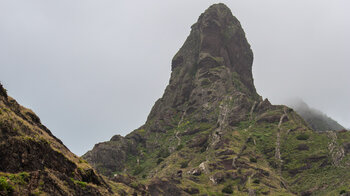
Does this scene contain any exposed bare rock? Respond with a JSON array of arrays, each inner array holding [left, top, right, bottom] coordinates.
[[83, 134, 138, 176], [327, 131, 345, 166], [187, 168, 202, 176]]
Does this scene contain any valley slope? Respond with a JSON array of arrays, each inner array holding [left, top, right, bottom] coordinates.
[[0, 83, 144, 195], [0, 83, 114, 195]]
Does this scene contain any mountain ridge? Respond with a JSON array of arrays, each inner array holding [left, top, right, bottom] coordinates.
[[83, 3, 350, 195]]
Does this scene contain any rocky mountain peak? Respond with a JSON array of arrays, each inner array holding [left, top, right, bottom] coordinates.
[[146, 3, 259, 133], [171, 3, 255, 92]]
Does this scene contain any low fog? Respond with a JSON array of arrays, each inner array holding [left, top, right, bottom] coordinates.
[[1, 0, 349, 155]]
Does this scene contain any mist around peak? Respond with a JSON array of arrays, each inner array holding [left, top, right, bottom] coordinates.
[[285, 97, 346, 131]]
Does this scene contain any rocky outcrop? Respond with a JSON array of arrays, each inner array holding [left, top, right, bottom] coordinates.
[[83, 134, 138, 176]]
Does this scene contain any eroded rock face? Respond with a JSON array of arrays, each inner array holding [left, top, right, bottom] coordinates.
[[148, 3, 259, 130], [83, 134, 138, 176], [0, 137, 76, 174]]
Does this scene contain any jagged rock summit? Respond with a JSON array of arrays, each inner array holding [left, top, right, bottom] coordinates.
[[170, 3, 256, 92], [146, 3, 260, 133], [82, 3, 350, 195]]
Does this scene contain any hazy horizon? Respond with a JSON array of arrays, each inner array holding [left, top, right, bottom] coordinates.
[[1, 0, 349, 155]]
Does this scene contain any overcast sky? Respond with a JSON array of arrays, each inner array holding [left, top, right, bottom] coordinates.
[[1, 0, 349, 156]]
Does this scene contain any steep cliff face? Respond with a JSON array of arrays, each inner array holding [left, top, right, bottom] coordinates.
[[0, 83, 118, 195], [147, 3, 259, 131], [84, 4, 350, 195]]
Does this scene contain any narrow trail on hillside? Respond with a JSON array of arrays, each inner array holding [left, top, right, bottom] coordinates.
[[175, 131, 181, 146], [175, 110, 187, 146], [177, 110, 187, 127], [275, 108, 288, 174], [210, 96, 231, 148], [231, 101, 258, 169], [249, 101, 257, 121]]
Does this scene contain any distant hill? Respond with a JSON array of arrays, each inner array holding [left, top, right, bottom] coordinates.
[[286, 98, 345, 131]]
